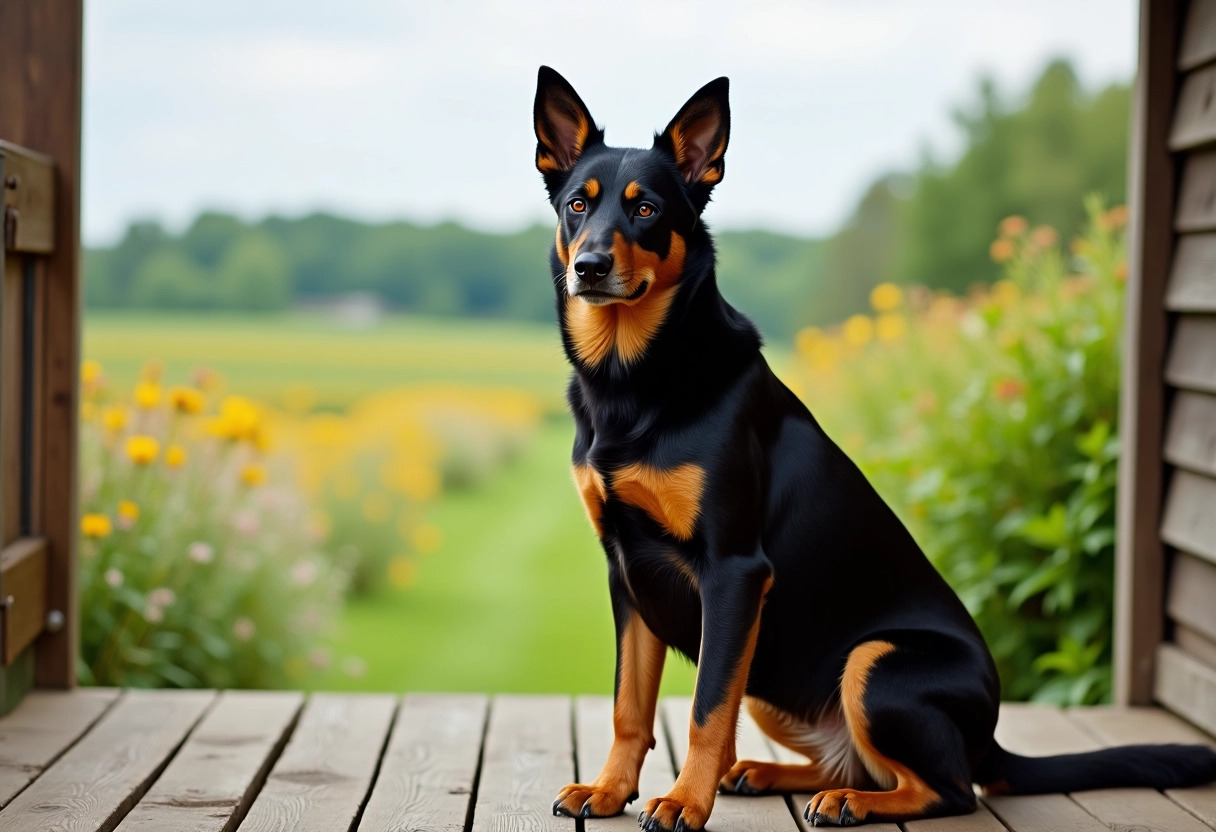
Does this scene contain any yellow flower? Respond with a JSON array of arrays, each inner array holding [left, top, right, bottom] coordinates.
[[388, 556, 417, 589], [869, 283, 903, 313], [81, 359, 102, 386], [165, 444, 188, 468], [240, 463, 267, 487], [209, 396, 261, 442], [126, 435, 160, 465], [805, 339, 841, 371], [795, 326, 824, 358], [990, 238, 1015, 263], [117, 500, 140, 522], [362, 492, 392, 523], [133, 381, 161, 409], [81, 513, 113, 538], [411, 523, 443, 555], [999, 215, 1028, 237], [103, 405, 128, 433], [992, 279, 1020, 306], [168, 387, 205, 415], [842, 315, 874, 347], [399, 466, 441, 501], [875, 313, 906, 342]]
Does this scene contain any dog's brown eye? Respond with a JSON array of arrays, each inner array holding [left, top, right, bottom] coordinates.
[[569, 199, 586, 214], [636, 203, 656, 218]]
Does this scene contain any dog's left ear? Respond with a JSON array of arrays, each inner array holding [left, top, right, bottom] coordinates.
[[655, 77, 730, 207], [534, 66, 603, 200]]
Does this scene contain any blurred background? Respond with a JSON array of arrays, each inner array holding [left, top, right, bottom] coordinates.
[[78, 0, 1135, 704]]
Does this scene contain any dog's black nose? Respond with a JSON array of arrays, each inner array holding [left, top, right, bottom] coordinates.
[[573, 251, 613, 279]]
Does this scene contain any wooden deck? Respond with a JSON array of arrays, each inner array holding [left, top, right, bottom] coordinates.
[[1, 691, 1214, 831]]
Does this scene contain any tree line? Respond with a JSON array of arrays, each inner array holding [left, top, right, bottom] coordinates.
[[85, 60, 1128, 340]]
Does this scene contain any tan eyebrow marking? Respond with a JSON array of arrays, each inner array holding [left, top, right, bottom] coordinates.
[[624, 181, 641, 200], [585, 178, 600, 198]]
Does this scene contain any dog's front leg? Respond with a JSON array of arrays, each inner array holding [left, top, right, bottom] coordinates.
[[553, 562, 666, 819], [640, 552, 772, 832]]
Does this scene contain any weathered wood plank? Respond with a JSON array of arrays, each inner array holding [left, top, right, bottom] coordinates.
[[1161, 469, 1216, 564], [0, 689, 214, 831], [1168, 551, 1216, 642], [357, 693, 487, 832], [1166, 314, 1216, 394], [239, 692, 395, 832], [471, 695, 573, 832], [115, 690, 302, 832], [1165, 391, 1216, 476], [1178, 624, 1216, 667], [903, 809, 1010, 832], [1167, 235, 1216, 311], [0, 687, 119, 807], [1155, 643, 1216, 739], [1174, 64, 1216, 150], [574, 695, 674, 832], [1118, 0, 1179, 705], [1065, 705, 1216, 829], [660, 697, 797, 832], [1178, 153, 1216, 232], [1182, 0, 1216, 71], [981, 704, 1109, 832]]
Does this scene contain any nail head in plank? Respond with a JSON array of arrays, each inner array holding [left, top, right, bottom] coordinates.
[[470, 694, 574, 832], [1161, 469, 1216, 564], [357, 693, 487, 832], [0, 687, 119, 808], [238, 692, 395, 832], [1065, 705, 1216, 829], [115, 690, 303, 832], [575, 695, 674, 832], [1166, 235, 1216, 312], [660, 697, 801, 832], [0, 689, 215, 832], [1165, 391, 1216, 477], [1166, 315, 1216, 395]]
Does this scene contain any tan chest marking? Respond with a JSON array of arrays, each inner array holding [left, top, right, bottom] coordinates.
[[572, 463, 608, 536], [611, 462, 705, 541]]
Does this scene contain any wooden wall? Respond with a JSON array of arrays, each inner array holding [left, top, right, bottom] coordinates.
[[1118, 0, 1216, 733]]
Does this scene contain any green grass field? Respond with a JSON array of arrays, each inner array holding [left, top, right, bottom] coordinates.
[[85, 311, 699, 694]]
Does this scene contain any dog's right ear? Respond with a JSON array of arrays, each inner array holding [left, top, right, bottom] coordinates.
[[534, 66, 603, 200]]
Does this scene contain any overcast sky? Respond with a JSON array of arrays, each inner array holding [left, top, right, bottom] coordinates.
[[83, 1, 1137, 246]]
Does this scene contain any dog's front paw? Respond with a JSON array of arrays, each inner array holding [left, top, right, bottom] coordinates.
[[805, 789, 863, 827], [552, 782, 637, 819], [637, 791, 712, 832]]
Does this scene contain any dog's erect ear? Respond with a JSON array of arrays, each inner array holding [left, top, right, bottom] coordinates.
[[654, 77, 730, 206], [534, 66, 603, 198]]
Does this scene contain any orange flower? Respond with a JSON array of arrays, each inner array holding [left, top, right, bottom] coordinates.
[[1030, 225, 1058, 250], [999, 215, 1028, 237], [990, 238, 1015, 263], [994, 378, 1026, 401], [1101, 205, 1129, 230]]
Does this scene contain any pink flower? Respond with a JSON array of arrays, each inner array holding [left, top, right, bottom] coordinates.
[[232, 617, 255, 641], [104, 568, 123, 588], [188, 542, 214, 564]]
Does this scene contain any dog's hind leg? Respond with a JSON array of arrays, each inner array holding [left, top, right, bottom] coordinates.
[[721, 698, 860, 795], [805, 638, 984, 827]]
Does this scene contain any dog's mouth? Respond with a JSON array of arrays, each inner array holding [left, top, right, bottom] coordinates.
[[572, 281, 649, 305]]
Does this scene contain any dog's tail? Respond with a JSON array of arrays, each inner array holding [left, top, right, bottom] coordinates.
[[973, 740, 1216, 795]]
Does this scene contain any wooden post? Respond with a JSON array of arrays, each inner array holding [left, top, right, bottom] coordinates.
[[1115, 0, 1180, 706], [0, 0, 84, 689]]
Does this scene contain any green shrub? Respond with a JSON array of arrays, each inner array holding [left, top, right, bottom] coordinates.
[[791, 197, 1127, 704]]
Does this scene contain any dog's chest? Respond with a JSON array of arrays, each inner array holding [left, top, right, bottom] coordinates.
[[572, 457, 706, 543]]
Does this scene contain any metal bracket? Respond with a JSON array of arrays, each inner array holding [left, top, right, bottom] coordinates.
[[0, 140, 54, 254]]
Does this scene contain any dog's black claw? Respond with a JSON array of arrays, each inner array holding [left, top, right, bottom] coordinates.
[[637, 810, 648, 829], [552, 800, 561, 816], [839, 802, 858, 827], [673, 818, 687, 832], [578, 800, 592, 819]]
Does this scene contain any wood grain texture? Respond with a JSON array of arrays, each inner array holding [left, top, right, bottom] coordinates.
[[1155, 643, 1216, 738], [982, 704, 1109, 832], [0, 537, 48, 664], [1161, 469, 1216, 563], [0, 689, 213, 832], [1117, 0, 1180, 706], [1065, 705, 1216, 829], [1173, 63, 1216, 150], [575, 695, 674, 832], [239, 692, 395, 832], [115, 690, 302, 832], [357, 693, 487, 832], [0, 687, 118, 807], [1167, 234, 1216, 311], [1165, 390, 1216, 476], [1167, 551, 1216, 642], [0, 0, 84, 688], [1177, 624, 1216, 667], [1182, 0, 1216, 71], [470, 695, 574, 832], [1166, 315, 1216, 393], [1178, 152, 1216, 231], [660, 697, 798, 832], [1, 259, 22, 546]]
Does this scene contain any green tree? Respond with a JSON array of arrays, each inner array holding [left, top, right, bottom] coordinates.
[[217, 231, 291, 311], [130, 250, 211, 309]]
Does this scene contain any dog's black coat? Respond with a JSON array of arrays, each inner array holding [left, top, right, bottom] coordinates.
[[535, 66, 1216, 829]]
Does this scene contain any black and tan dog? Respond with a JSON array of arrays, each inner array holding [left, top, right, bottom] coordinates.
[[534, 66, 1216, 830]]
